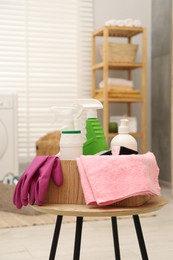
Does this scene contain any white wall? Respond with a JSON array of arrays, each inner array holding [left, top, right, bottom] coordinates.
[[93, 0, 152, 150]]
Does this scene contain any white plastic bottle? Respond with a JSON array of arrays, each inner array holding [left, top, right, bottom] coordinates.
[[60, 130, 83, 160], [110, 119, 138, 152]]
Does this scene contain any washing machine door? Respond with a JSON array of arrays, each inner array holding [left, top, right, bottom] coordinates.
[[0, 120, 7, 158]]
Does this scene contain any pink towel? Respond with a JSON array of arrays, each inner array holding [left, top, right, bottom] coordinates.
[[76, 152, 160, 206]]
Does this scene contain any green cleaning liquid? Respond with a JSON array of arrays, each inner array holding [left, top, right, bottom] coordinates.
[[83, 118, 108, 155]]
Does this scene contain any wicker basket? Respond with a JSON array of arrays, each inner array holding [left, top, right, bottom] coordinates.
[[36, 131, 61, 156], [100, 42, 138, 63]]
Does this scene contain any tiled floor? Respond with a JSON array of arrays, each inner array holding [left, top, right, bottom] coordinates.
[[0, 186, 172, 260]]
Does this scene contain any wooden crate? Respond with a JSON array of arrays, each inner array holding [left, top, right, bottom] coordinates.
[[44, 160, 85, 205]]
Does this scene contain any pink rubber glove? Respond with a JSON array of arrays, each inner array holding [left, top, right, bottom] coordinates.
[[28, 173, 39, 205], [51, 157, 63, 186], [13, 156, 49, 208], [20, 156, 49, 206], [35, 157, 63, 205], [13, 156, 63, 208], [34, 156, 58, 205]]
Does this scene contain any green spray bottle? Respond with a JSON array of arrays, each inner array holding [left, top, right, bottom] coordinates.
[[81, 100, 108, 155]]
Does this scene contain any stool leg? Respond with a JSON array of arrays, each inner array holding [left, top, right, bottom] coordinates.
[[133, 215, 149, 260], [49, 215, 63, 260], [73, 216, 83, 260], [111, 217, 121, 260]]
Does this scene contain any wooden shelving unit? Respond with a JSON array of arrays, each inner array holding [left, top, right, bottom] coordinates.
[[91, 26, 147, 153]]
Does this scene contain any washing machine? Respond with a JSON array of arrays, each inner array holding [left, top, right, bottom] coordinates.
[[0, 94, 18, 180]]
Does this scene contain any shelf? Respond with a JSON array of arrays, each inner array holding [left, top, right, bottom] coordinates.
[[93, 26, 144, 38], [94, 89, 142, 102], [92, 62, 143, 70], [92, 27, 147, 153], [95, 97, 142, 103], [94, 96, 142, 103]]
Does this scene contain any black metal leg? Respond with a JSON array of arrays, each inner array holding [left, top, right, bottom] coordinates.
[[49, 215, 63, 260], [73, 216, 83, 260], [133, 215, 149, 260], [111, 217, 121, 260]]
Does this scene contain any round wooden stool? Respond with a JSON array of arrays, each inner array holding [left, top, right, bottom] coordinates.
[[33, 195, 168, 260]]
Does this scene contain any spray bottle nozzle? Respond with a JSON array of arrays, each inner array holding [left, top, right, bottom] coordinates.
[[51, 99, 103, 140]]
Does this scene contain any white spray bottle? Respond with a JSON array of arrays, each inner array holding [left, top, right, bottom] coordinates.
[[51, 105, 83, 160]]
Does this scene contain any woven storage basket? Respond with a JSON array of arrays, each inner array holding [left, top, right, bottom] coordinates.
[[100, 42, 138, 63], [36, 131, 61, 156]]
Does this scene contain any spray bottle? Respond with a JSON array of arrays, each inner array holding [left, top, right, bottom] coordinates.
[[51, 98, 108, 156], [82, 105, 108, 155], [110, 118, 138, 152], [72, 99, 108, 155], [51, 105, 82, 160]]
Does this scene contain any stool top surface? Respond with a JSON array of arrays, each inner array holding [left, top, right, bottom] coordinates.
[[33, 196, 168, 217]]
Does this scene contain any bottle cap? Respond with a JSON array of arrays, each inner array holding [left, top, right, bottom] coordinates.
[[118, 119, 129, 134]]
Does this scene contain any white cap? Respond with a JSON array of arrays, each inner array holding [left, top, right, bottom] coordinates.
[[87, 109, 97, 118], [118, 119, 129, 134]]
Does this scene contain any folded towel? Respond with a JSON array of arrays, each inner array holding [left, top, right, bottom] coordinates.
[[133, 19, 142, 27], [114, 19, 124, 26], [99, 78, 133, 88], [76, 152, 160, 206], [105, 19, 116, 26], [13, 156, 63, 209], [124, 18, 134, 27], [105, 19, 142, 27]]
